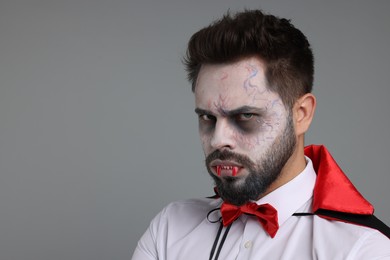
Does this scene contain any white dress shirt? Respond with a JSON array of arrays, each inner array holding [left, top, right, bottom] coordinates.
[[132, 158, 390, 259]]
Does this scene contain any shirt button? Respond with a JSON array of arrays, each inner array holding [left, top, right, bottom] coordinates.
[[244, 240, 252, 249]]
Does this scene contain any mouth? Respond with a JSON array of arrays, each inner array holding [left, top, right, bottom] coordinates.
[[210, 161, 243, 177]]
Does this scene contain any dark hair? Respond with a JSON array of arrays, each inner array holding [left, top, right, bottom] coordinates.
[[183, 10, 314, 109]]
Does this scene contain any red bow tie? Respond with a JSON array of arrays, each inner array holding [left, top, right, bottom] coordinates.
[[220, 202, 279, 238]]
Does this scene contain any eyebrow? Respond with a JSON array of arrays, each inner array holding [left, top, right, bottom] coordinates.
[[195, 106, 266, 117]]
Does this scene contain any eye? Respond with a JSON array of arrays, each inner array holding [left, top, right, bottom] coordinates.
[[199, 114, 216, 122], [237, 113, 255, 121]]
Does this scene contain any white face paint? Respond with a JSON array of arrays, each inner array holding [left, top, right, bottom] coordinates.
[[195, 57, 290, 180]]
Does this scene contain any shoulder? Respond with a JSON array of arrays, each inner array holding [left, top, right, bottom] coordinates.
[[162, 197, 221, 216], [150, 197, 221, 231], [133, 198, 222, 259], [312, 216, 390, 259]]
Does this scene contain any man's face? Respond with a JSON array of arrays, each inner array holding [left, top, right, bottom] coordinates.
[[194, 57, 296, 205]]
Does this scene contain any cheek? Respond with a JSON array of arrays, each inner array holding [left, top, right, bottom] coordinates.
[[198, 121, 214, 135], [199, 129, 212, 153], [231, 122, 265, 150], [233, 133, 259, 151]]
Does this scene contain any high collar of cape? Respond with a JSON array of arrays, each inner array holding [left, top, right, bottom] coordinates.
[[305, 144, 374, 215]]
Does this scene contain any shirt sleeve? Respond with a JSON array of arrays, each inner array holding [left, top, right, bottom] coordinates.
[[131, 229, 158, 260], [347, 230, 390, 260], [131, 210, 165, 260]]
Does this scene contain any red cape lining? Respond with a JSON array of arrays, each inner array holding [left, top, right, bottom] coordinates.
[[305, 144, 374, 215]]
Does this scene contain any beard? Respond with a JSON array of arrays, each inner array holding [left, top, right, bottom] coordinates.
[[205, 114, 296, 206]]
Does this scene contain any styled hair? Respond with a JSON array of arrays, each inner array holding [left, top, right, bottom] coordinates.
[[183, 10, 314, 109]]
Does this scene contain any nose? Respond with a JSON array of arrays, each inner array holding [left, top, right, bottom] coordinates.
[[210, 119, 236, 150]]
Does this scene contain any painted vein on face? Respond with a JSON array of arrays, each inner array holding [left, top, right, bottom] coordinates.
[[212, 94, 230, 115], [243, 64, 259, 94], [219, 72, 229, 81], [243, 64, 269, 104]]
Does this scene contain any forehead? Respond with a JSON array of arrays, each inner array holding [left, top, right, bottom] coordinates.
[[195, 57, 282, 111]]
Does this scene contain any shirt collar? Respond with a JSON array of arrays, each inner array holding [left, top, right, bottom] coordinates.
[[255, 157, 316, 227]]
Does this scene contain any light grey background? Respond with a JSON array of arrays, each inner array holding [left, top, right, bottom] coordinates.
[[0, 0, 389, 259]]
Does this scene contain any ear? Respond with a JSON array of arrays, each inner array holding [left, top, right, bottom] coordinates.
[[293, 93, 316, 136]]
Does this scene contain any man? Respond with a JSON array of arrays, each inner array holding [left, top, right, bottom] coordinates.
[[132, 9, 390, 259]]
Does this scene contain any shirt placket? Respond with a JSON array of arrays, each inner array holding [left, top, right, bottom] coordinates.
[[235, 215, 269, 260]]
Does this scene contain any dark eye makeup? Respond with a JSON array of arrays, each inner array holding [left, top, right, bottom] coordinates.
[[231, 114, 264, 134]]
